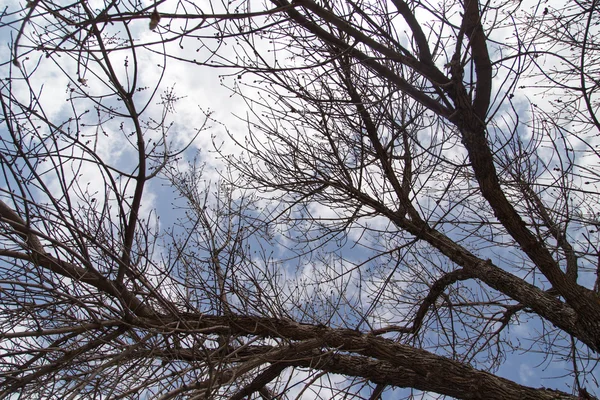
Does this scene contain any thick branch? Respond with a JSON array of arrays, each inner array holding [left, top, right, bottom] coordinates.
[[438, 0, 600, 339], [292, 350, 573, 400], [137, 314, 576, 400], [461, 0, 492, 120]]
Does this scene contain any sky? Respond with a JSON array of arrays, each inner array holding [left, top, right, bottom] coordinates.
[[0, 0, 599, 398]]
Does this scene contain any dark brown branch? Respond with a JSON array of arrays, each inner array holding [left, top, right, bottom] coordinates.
[[228, 363, 289, 400]]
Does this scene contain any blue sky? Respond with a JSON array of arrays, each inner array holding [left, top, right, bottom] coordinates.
[[1, 0, 599, 397]]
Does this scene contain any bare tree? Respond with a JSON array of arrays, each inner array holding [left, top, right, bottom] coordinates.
[[0, 0, 599, 398]]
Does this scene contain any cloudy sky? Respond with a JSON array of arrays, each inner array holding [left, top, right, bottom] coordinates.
[[1, 0, 598, 397]]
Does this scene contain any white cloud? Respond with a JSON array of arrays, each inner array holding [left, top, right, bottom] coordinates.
[[519, 363, 536, 383]]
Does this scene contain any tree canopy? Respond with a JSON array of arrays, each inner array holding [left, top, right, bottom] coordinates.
[[0, 0, 599, 398]]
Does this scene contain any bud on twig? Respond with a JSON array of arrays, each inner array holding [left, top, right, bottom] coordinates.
[[149, 9, 160, 30]]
